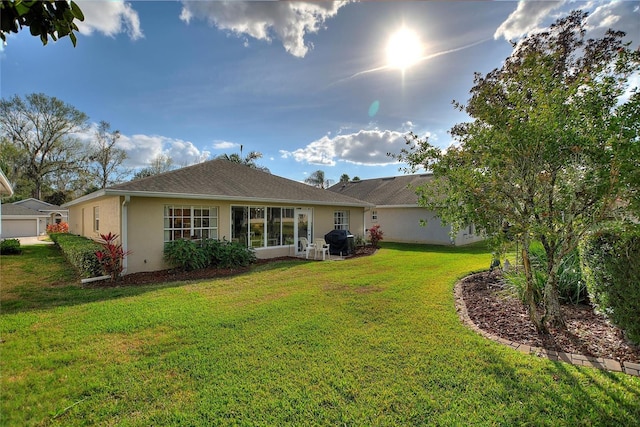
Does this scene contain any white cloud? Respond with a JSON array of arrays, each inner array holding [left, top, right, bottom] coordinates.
[[585, 1, 640, 40], [280, 128, 414, 167], [494, 0, 565, 41], [179, 1, 349, 57], [73, 127, 209, 169], [119, 135, 209, 168], [212, 140, 238, 150], [76, 0, 143, 40]]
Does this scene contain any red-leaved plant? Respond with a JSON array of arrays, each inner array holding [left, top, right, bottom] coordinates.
[[46, 222, 69, 234], [95, 232, 131, 282], [368, 224, 384, 248]]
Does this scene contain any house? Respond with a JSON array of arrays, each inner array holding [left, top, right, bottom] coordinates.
[[63, 159, 372, 275], [328, 174, 484, 246], [13, 198, 69, 225], [0, 204, 49, 238], [0, 168, 14, 239], [0, 198, 68, 239]]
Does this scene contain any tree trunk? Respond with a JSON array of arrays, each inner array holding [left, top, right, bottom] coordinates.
[[521, 237, 545, 333], [543, 261, 565, 329]]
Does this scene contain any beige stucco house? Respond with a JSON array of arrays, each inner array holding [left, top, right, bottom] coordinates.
[[0, 168, 14, 239], [63, 159, 371, 275], [328, 174, 484, 246]]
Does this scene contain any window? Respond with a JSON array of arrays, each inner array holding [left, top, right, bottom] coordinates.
[[164, 205, 218, 242], [371, 210, 378, 221], [334, 210, 349, 230], [232, 205, 296, 248], [93, 207, 100, 231]]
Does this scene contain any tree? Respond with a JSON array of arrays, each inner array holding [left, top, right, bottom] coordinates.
[[0, 93, 89, 200], [133, 154, 174, 180], [90, 121, 128, 189], [305, 170, 329, 189], [392, 11, 639, 332], [339, 174, 350, 183], [217, 150, 270, 172], [1, 0, 84, 46]]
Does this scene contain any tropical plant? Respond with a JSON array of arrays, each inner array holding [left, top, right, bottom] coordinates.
[[95, 232, 131, 282], [368, 224, 384, 247]]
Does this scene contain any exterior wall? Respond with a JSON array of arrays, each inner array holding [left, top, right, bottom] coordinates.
[[367, 207, 453, 245], [365, 206, 483, 246], [125, 198, 366, 274], [67, 195, 122, 240]]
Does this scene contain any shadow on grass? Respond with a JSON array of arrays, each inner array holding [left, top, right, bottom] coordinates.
[[0, 244, 302, 315]]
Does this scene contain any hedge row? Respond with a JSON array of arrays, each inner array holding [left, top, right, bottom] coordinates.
[[579, 223, 640, 345], [50, 233, 103, 278]]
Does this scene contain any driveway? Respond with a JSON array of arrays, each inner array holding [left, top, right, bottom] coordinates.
[[17, 236, 53, 245]]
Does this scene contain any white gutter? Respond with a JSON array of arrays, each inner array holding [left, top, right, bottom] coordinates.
[[121, 195, 130, 275]]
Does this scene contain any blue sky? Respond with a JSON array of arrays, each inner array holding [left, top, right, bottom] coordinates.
[[1, 1, 638, 184]]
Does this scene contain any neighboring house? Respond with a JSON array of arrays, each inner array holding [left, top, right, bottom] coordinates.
[[0, 168, 14, 239], [0, 204, 49, 238], [0, 198, 68, 238], [328, 174, 484, 246], [63, 159, 372, 275], [13, 198, 68, 226]]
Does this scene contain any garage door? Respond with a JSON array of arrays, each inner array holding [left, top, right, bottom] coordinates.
[[1, 219, 37, 238]]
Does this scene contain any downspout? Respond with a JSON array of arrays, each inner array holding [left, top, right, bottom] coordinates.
[[121, 195, 130, 275]]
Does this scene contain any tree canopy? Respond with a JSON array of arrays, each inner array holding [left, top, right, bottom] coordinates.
[[305, 170, 330, 189], [0, 93, 89, 199], [217, 150, 270, 173], [0, 0, 84, 46], [392, 10, 639, 331]]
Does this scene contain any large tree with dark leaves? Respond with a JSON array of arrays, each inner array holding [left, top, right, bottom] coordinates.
[[393, 11, 639, 332]]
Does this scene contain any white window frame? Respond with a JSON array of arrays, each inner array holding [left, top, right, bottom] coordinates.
[[93, 206, 100, 232], [334, 210, 349, 230], [164, 205, 218, 242]]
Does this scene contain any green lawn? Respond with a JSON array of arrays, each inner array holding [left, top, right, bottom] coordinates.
[[1, 243, 638, 426]]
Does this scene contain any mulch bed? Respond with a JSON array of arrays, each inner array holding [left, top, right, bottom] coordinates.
[[461, 271, 640, 364]]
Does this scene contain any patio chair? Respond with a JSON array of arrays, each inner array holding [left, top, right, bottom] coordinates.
[[299, 237, 315, 259], [314, 238, 330, 260]]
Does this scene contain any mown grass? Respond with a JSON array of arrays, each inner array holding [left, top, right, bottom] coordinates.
[[1, 242, 638, 426]]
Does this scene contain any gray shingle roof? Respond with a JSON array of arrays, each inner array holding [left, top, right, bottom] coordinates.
[[68, 159, 371, 207], [328, 174, 433, 206], [2, 204, 48, 216]]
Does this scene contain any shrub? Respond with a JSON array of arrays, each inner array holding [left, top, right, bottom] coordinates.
[[50, 233, 102, 278], [368, 224, 384, 248], [164, 238, 256, 271], [164, 239, 208, 271], [213, 240, 256, 268], [503, 242, 587, 305], [579, 223, 640, 344], [0, 238, 22, 255], [46, 222, 69, 234], [95, 232, 131, 282]]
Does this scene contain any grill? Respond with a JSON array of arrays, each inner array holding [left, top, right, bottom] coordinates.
[[324, 229, 355, 256]]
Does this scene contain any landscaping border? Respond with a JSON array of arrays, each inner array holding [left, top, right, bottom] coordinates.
[[454, 273, 640, 377]]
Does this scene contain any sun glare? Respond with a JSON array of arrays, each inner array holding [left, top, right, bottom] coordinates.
[[386, 27, 423, 71]]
